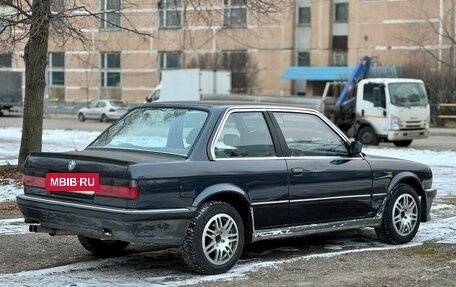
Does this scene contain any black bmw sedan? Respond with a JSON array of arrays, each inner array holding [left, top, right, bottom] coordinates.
[[17, 102, 437, 274]]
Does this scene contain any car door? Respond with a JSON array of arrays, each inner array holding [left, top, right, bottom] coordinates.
[[358, 82, 389, 135], [95, 101, 106, 119], [270, 111, 373, 225], [85, 101, 98, 119], [211, 110, 289, 229]]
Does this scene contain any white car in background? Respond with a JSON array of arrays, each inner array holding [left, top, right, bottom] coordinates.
[[77, 100, 129, 122]]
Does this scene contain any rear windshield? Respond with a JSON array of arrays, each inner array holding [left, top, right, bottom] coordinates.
[[89, 107, 208, 156]]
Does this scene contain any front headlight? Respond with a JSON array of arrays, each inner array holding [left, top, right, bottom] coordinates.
[[424, 117, 430, 129], [390, 115, 400, 130]]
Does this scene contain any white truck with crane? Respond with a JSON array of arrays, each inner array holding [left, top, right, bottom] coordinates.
[[320, 56, 430, 147]]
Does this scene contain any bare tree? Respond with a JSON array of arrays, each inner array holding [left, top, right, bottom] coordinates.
[[0, 0, 288, 168], [402, 0, 456, 69]]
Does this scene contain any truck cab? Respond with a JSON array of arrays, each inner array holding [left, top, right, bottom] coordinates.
[[354, 78, 430, 146]]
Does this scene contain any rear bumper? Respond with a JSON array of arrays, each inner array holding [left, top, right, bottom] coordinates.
[[387, 129, 429, 141], [16, 194, 195, 245]]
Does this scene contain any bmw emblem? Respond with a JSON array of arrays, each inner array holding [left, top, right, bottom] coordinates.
[[68, 160, 77, 171]]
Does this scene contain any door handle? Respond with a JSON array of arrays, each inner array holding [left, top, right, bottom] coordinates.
[[291, 168, 304, 176]]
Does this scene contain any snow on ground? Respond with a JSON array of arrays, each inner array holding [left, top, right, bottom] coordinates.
[[0, 127, 100, 166], [0, 128, 455, 286]]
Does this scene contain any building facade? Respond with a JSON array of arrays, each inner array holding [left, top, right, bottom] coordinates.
[[0, 0, 451, 103]]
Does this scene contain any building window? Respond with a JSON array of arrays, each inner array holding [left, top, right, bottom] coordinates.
[[334, 2, 348, 23], [48, 52, 65, 86], [158, 0, 182, 28], [159, 51, 182, 69], [297, 52, 310, 66], [101, 0, 121, 29], [222, 50, 247, 93], [298, 7, 311, 25], [223, 0, 247, 27], [333, 51, 347, 66], [0, 53, 12, 68], [100, 52, 121, 87]]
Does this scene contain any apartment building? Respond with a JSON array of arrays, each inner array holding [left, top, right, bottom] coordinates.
[[0, 0, 450, 102]]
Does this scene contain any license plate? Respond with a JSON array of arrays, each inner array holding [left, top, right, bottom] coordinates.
[[45, 172, 100, 192]]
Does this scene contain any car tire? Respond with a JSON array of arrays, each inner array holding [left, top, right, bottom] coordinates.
[[78, 113, 85, 122], [100, 114, 109, 122], [181, 201, 245, 275], [375, 183, 421, 244], [77, 235, 130, 256], [393, 140, 413, 147], [357, 126, 379, 146]]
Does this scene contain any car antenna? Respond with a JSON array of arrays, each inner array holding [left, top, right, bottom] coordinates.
[[71, 133, 78, 151]]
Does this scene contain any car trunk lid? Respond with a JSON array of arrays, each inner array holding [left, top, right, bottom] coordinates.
[[22, 148, 185, 206]]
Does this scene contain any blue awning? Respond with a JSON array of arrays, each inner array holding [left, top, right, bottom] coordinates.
[[281, 66, 398, 81]]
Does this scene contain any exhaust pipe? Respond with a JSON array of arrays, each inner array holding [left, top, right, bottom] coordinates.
[[29, 224, 75, 236]]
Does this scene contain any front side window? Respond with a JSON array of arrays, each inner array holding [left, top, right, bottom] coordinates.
[[223, 0, 247, 27], [100, 52, 121, 87], [334, 2, 348, 23], [159, 51, 182, 69], [91, 107, 208, 156], [273, 112, 348, 157], [101, 0, 121, 29], [158, 0, 182, 28], [363, 83, 386, 108], [48, 52, 65, 86], [214, 111, 276, 158]]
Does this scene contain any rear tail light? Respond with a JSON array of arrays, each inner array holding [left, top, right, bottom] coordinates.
[[98, 180, 139, 199], [23, 174, 45, 188], [23, 174, 139, 200], [109, 108, 116, 112]]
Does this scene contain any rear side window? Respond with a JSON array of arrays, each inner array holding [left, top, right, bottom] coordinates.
[[214, 112, 276, 158], [273, 112, 348, 157]]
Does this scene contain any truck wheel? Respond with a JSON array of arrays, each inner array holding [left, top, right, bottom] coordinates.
[[393, 140, 412, 147], [181, 201, 245, 275], [357, 126, 379, 146], [375, 183, 421, 244], [77, 235, 130, 256], [78, 113, 85, 122]]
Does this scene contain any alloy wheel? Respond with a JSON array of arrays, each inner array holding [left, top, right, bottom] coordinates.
[[202, 213, 239, 265], [392, 193, 418, 236]]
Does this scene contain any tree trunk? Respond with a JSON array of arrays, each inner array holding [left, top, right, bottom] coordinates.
[[18, 0, 51, 169]]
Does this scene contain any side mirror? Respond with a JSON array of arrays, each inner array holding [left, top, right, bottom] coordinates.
[[348, 141, 363, 155]]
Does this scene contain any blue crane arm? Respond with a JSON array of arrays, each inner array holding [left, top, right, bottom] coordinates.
[[335, 56, 371, 108]]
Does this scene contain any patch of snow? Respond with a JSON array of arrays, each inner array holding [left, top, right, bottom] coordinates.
[[0, 218, 28, 235], [0, 127, 100, 165]]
